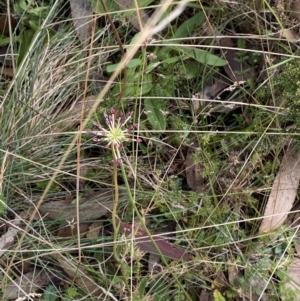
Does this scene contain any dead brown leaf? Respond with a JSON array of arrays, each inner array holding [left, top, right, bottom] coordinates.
[[219, 38, 255, 82], [0, 15, 18, 36], [57, 222, 90, 238], [1, 67, 14, 77], [279, 28, 300, 42], [54, 96, 100, 131], [285, 258, 300, 299], [119, 222, 193, 261], [54, 254, 118, 300], [0, 216, 21, 257], [70, 0, 94, 48], [199, 290, 214, 301], [56, 255, 102, 296], [3, 270, 52, 300], [115, 0, 150, 30], [0, 46, 15, 67], [86, 222, 102, 238], [38, 187, 127, 222], [259, 144, 300, 233], [291, 1, 300, 21], [227, 265, 240, 287]]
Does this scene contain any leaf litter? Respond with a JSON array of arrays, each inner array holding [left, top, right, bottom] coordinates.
[[259, 143, 300, 233]]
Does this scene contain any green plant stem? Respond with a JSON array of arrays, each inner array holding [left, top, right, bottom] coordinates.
[[115, 148, 193, 301], [111, 145, 120, 263], [111, 145, 131, 294]]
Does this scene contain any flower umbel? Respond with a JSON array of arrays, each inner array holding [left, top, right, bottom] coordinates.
[[87, 109, 141, 162]]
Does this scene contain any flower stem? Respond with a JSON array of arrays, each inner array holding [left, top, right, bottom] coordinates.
[[111, 145, 120, 263], [117, 153, 193, 301]]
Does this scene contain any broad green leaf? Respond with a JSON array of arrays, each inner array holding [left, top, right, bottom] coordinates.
[[139, 0, 156, 7], [91, 0, 156, 16], [124, 0, 156, 16], [213, 289, 226, 301], [43, 285, 59, 301], [28, 6, 49, 17], [14, 0, 30, 12], [162, 55, 182, 65], [17, 29, 35, 65], [139, 277, 148, 297], [113, 73, 153, 97], [144, 98, 166, 131], [89, 0, 119, 14], [173, 46, 227, 66], [0, 35, 21, 46], [126, 31, 144, 52], [184, 62, 200, 79], [140, 73, 153, 95], [106, 58, 141, 73], [174, 12, 204, 39]]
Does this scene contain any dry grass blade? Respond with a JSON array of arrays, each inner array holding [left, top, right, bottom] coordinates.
[[70, 0, 93, 48], [259, 144, 300, 233]]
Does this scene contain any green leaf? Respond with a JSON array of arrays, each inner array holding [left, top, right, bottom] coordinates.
[[144, 98, 166, 131], [162, 55, 182, 65], [90, 0, 119, 14], [140, 73, 153, 95], [120, 73, 153, 97], [184, 62, 200, 79], [106, 58, 141, 73], [0, 194, 6, 215], [0, 35, 21, 46], [28, 6, 49, 17], [139, 277, 148, 297], [126, 31, 143, 52], [17, 29, 35, 65], [43, 285, 59, 301], [174, 46, 227, 66], [174, 12, 204, 39], [213, 289, 226, 301], [138, 0, 156, 7], [15, 0, 30, 12]]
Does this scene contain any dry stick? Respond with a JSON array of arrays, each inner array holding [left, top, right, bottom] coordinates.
[[76, 14, 97, 264], [133, 0, 144, 32], [3, 0, 187, 288]]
